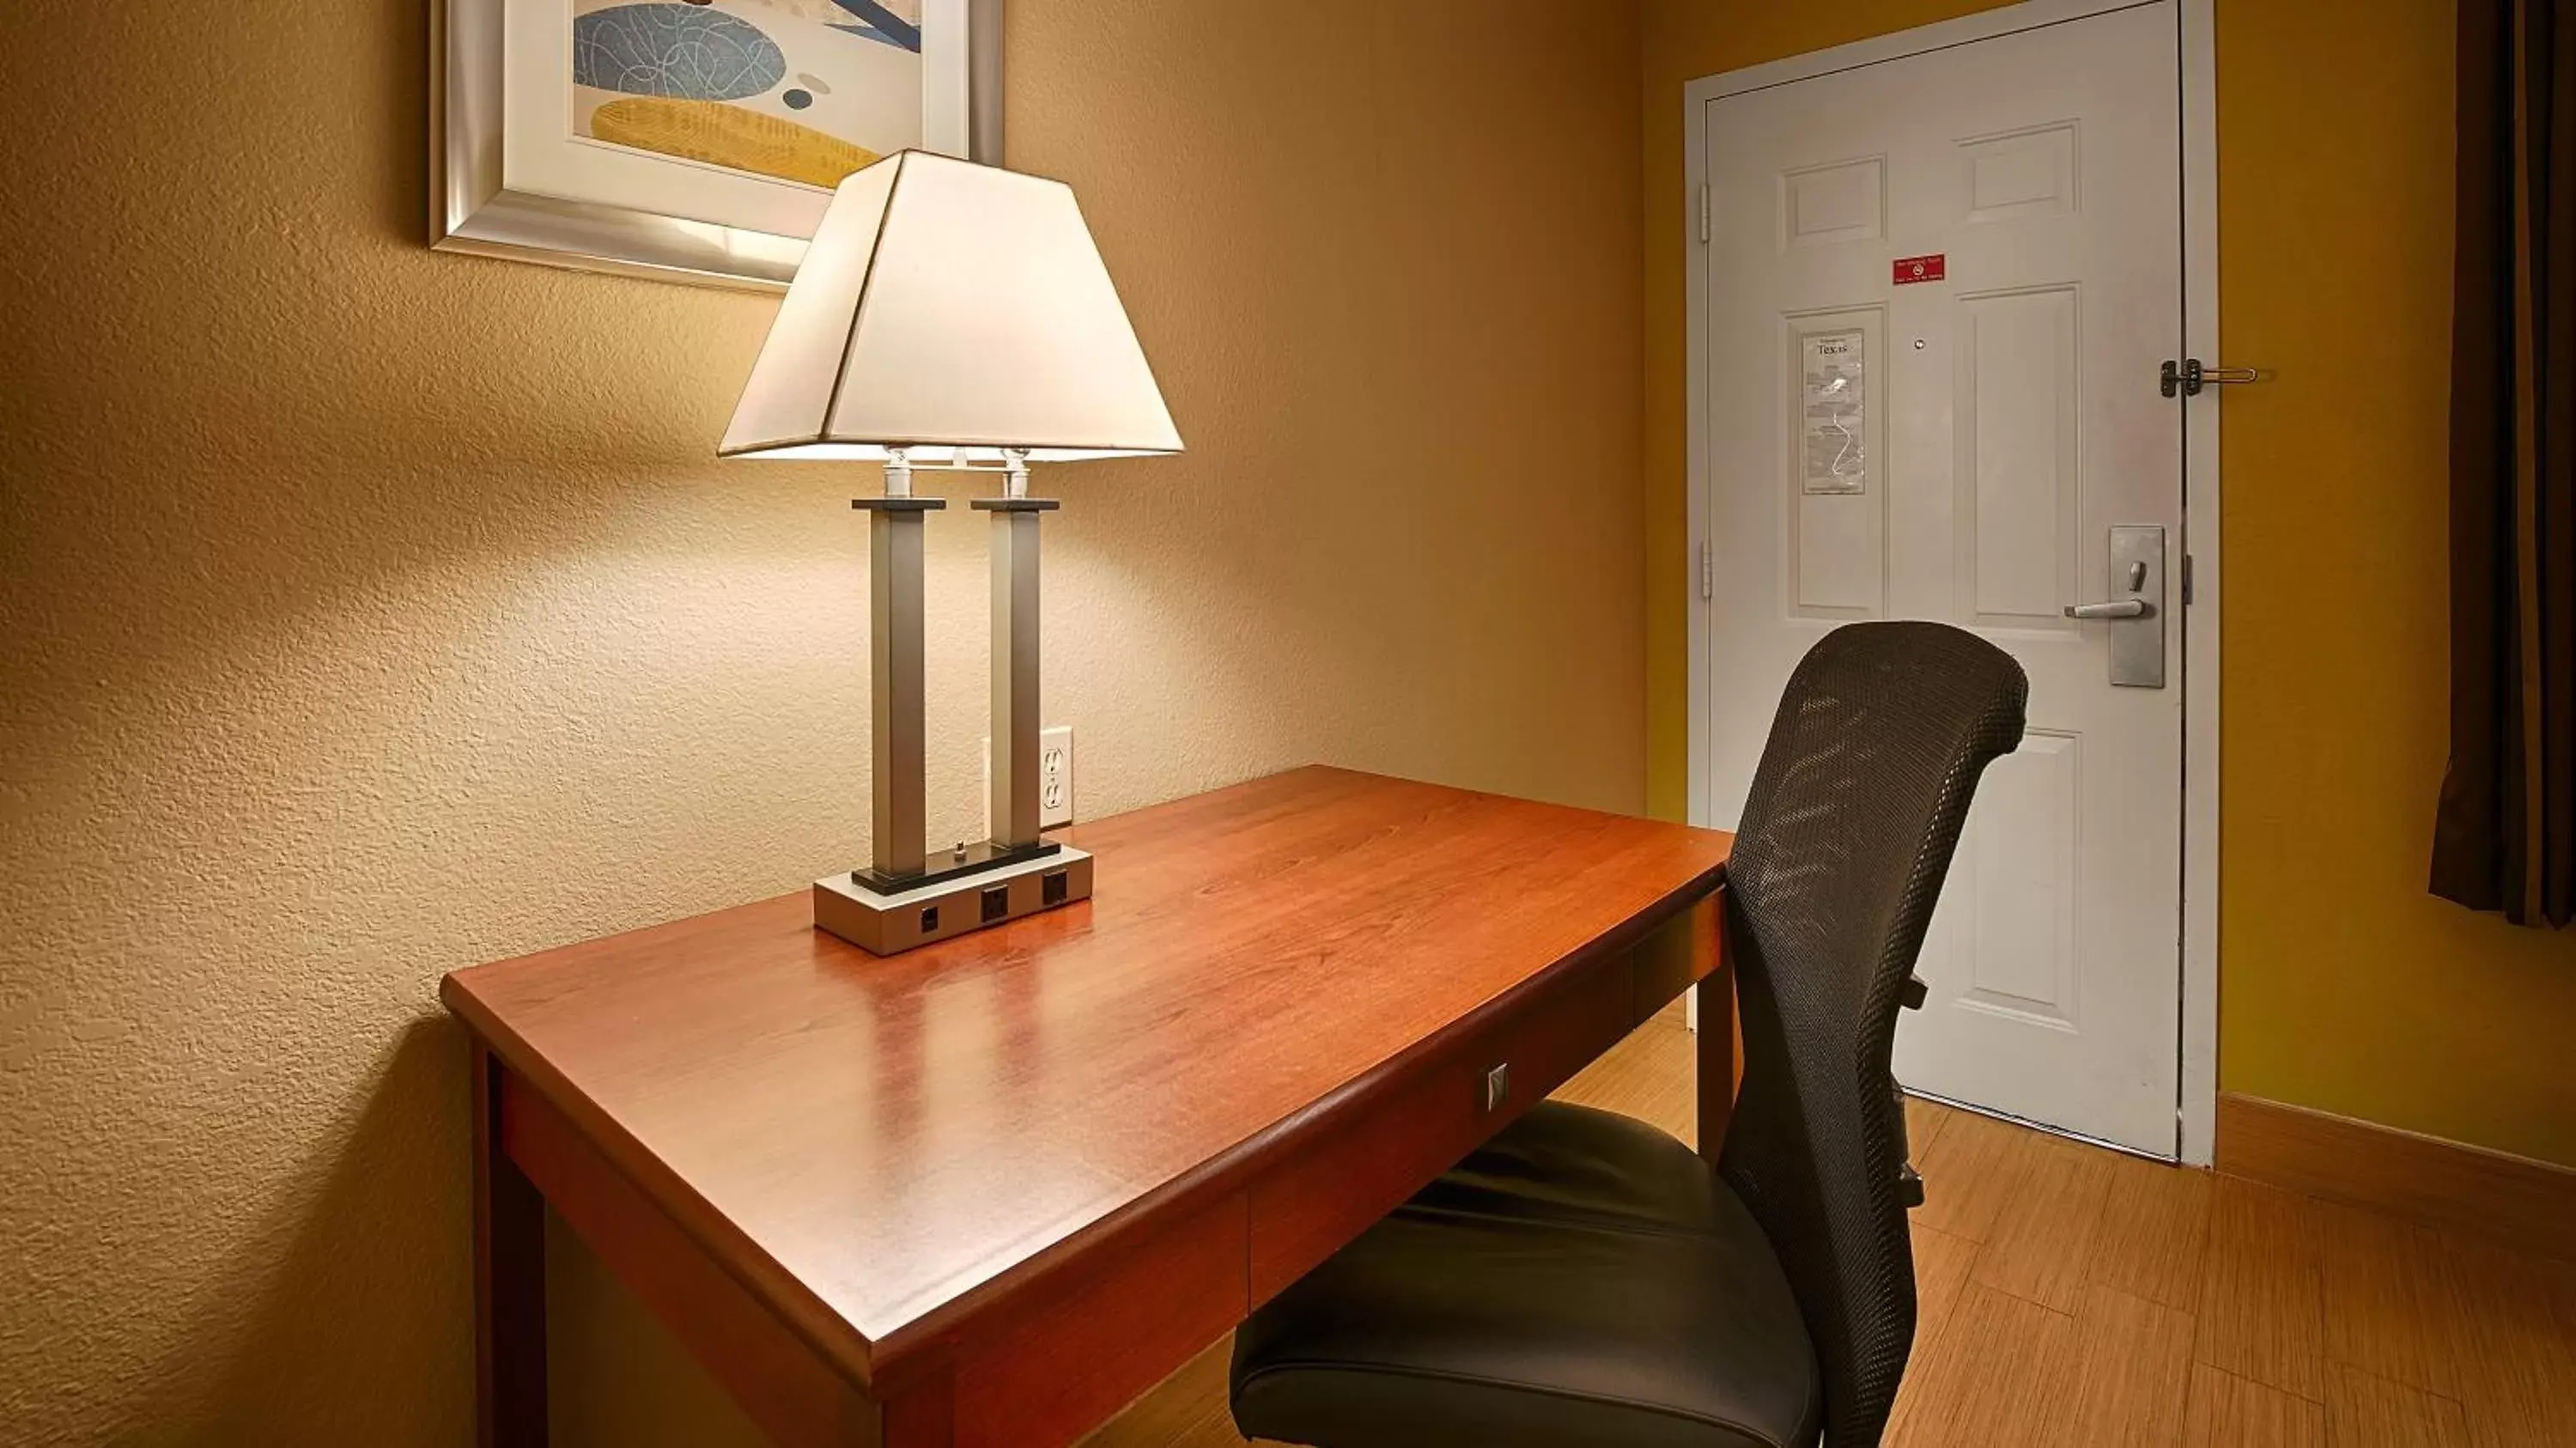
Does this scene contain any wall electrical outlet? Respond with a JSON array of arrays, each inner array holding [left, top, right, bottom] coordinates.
[[1037, 726, 1073, 828], [982, 726, 1076, 830]]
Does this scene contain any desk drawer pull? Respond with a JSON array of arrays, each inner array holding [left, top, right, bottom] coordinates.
[[1482, 1062, 1510, 1113]]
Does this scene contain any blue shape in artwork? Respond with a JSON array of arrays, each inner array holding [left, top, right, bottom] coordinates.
[[826, 0, 922, 52], [574, 4, 787, 100], [829, 24, 904, 48], [782, 88, 813, 109]]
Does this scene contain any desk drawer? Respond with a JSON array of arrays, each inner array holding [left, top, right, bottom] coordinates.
[[1245, 950, 1637, 1305]]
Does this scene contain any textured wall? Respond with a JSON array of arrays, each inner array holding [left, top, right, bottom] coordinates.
[[1638, 0, 2576, 1166], [0, 2, 1645, 1441]]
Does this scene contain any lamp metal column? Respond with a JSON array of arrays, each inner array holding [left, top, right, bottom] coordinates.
[[853, 448, 944, 885], [975, 449, 1055, 852]]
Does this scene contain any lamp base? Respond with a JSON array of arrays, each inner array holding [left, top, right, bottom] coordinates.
[[813, 846, 1094, 956], [850, 838, 1060, 896]]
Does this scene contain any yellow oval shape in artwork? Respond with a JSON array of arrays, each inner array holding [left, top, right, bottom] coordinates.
[[590, 98, 879, 190]]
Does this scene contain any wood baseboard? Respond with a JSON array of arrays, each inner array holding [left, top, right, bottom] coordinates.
[[2215, 1092, 2576, 1262]]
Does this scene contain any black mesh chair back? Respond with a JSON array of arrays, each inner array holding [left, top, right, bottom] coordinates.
[[1715, 621, 2026, 1446]]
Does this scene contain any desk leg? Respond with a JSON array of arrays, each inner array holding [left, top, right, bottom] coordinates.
[[1695, 910, 1737, 1165], [474, 1043, 549, 1446]]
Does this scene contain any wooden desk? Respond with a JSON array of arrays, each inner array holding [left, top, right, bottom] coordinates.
[[442, 766, 1735, 1448]]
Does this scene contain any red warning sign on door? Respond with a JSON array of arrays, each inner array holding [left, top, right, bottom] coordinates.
[[1893, 253, 1947, 285]]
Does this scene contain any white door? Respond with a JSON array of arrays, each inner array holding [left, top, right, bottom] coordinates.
[[1699, 2, 2184, 1155]]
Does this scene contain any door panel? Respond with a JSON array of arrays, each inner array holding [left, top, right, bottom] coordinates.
[[1958, 284, 2081, 627], [1786, 307, 1888, 618], [1958, 730, 2081, 1024], [1702, 2, 2183, 1154]]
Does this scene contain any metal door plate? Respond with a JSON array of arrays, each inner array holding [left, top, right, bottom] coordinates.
[[2108, 525, 2166, 689]]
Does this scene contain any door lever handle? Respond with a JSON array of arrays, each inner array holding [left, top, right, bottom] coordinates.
[[2065, 599, 2154, 620]]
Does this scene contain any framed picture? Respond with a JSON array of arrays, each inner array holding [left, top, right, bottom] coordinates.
[[433, 0, 1001, 290]]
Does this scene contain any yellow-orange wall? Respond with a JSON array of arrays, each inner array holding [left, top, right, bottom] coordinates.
[[0, 2, 1643, 1440], [1642, 0, 2576, 1167]]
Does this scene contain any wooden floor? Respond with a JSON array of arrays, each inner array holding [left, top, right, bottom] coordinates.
[[1081, 1006, 2576, 1448]]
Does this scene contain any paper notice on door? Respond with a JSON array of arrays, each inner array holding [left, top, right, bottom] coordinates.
[[1801, 330, 1867, 495]]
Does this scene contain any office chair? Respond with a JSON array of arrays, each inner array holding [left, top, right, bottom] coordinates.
[[1230, 621, 2029, 1448]]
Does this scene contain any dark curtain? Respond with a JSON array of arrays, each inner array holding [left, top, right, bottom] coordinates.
[[2435, 0, 2576, 925]]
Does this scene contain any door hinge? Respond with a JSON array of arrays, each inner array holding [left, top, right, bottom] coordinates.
[[2182, 552, 2195, 606], [1698, 184, 1712, 245], [1699, 539, 1715, 600], [2160, 358, 2261, 398]]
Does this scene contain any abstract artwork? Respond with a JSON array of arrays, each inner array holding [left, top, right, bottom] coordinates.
[[570, 1, 924, 189], [432, 0, 993, 289]]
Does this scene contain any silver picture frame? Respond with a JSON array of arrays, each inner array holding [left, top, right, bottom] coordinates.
[[430, 0, 1003, 292]]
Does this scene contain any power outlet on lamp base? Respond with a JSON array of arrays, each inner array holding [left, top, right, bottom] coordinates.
[[984, 726, 1076, 830]]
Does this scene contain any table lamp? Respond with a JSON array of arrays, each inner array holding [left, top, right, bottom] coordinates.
[[721, 151, 1183, 954]]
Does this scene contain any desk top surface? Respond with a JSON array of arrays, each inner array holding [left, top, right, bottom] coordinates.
[[443, 766, 1730, 1375]]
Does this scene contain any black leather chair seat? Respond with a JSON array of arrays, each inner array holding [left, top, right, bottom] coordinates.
[[1230, 1102, 1822, 1448]]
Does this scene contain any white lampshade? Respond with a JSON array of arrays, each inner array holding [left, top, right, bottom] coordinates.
[[721, 151, 1183, 463]]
